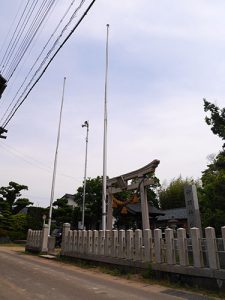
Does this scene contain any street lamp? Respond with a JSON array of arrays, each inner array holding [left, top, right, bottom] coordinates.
[[81, 120, 89, 230]]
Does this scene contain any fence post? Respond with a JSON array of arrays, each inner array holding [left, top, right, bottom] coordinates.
[[87, 230, 93, 254], [93, 230, 99, 255], [221, 226, 225, 251], [134, 229, 142, 261], [205, 227, 219, 269], [105, 230, 111, 256], [111, 230, 118, 257], [99, 230, 105, 255], [177, 228, 189, 266], [154, 228, 162, 263], [143, 229, 152, 262], [126, 230, 134, 260], [82, 230, 87, 254], [119, 230, 126, 258], [165, 228, 175, 265], [61, 223, 70, 255], [72, 230, 78, 253], [190, 227, 203, 268]]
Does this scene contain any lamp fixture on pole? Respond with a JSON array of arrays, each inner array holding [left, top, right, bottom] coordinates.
[[81, 120, 89, 230]]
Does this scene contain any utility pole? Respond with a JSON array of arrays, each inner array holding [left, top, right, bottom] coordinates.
[[48, 77, 66, 235], [81, 120, 89, 230], [102, 24, 109, 231]]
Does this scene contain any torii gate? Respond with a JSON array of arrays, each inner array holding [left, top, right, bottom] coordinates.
[[106, 159, 160, 230]]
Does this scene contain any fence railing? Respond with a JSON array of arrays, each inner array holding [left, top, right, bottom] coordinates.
[[61, 224, 225, 271], [26, 224, 48, 253]]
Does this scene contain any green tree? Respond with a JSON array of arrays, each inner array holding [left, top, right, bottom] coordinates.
[[53, 197, 74, 228], [0, 181, 32, 214], [159, 176, 195, 209], [204, 99, 225, 146], [74, 176, 102, 229], [200, 100, 225, 232]]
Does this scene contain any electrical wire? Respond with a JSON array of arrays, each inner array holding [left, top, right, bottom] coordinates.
[[5, 0, 57, 80], [0, 0, 74, 118], [1, 0, 38, 74], [1, 0, 96, 128], [0, 141, 79, 181]]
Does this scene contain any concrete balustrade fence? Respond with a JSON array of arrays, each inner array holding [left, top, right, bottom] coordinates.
[[26, 223, 225, 288], [61, 224, 225, 270], [26, 224, 49, 253], [60, 223, 225, 286]]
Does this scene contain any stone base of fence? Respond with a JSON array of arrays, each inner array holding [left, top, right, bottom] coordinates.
[[60, 251, 225, 291]]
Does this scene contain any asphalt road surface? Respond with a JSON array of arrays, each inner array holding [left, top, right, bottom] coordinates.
[[0, 246, 214, 300]]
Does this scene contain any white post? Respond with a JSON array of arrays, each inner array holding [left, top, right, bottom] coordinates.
[[134, 229, 142, 261], [87, 230, 93, 254], [81, 121, 89, 230], [177, 228, 189, 266], [165, 228, 176, 265], [99, 230, 105, 255], [119, 230, 126, 258], [61, 223, 70, 255], [143, 229, 152, 262], [93, 230, 99, 255], [78, 230, 83, 253], [190, 227, 203, 268], [126, 229, 134, 260], [154, 228, 162, 263], [205, 227, 219, 269], [105, 230, 111, 256], [82, 230, 87, 254], [102, 24, 110, 231], [72, 230, 78, 253], [48, 77, 66, 235], [111, 230, 118, 257]]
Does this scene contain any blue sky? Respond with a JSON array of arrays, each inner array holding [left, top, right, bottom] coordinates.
[[0, 0, 224, 207]]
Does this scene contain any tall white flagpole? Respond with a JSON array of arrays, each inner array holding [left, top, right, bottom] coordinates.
[[102, 24, 109, 231], [48, 77, 66, 235]]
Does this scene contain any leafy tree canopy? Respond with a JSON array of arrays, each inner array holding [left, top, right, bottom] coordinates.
[[0, 181, 32, 215], [204, 99, 225, 146], [158, 176, 197, 210]]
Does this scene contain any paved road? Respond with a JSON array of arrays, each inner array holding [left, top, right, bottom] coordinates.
[[0, 246, 213, 300]]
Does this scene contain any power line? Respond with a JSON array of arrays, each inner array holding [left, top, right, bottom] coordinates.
[[5, 0, 57, 81], [1, 0, 96, 128], [0, 141, 79, 181]]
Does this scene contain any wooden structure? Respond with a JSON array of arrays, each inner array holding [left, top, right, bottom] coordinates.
[[106, 159, 160, 230]]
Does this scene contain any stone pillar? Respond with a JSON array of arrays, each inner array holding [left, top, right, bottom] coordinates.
[[184, 185, 202, 236], [82, 230, 87, 254], [111, 230, 118, 257], [87, 230, 93, 254], [140, 180, 150, 230], [177, 228, 189, 266], [61, 223, 70, 255], [126, 229, 134, 260], [154, 228, 162, 263], [105, 230, 111, 256], [134, 229, 142, 261], [205, 227, 219, 269], [143, 229, 152, 262], [93, 230, 99, 255], [119, 230, 126, 258], [26, 229, 32, 249], [190, 227, 203, 268], [99, 230, 105, 255], [72, 230, 78, 252], [165, 228, 175, 265], [78, 230, 83, 253]]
